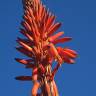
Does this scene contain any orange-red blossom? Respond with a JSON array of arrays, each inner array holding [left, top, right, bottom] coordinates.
[[15, 0, 78, 96]]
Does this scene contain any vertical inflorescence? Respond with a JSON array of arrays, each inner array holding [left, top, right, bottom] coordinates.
[[15, 0, 78, 96]]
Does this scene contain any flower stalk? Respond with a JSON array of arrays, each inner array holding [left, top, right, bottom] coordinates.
[[15, 0, 78, 96]]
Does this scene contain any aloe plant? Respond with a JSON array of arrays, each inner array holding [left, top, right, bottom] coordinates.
[[15, 0, 78, 96]]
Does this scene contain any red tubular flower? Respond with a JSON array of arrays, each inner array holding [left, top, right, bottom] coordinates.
[[57, 47, 77, 64], [15, 76, 32, 81], [15, 0, 78, 96], [48, 31, 64, 42], [15, 58, 33, 65], [52, 37, 72, 45]]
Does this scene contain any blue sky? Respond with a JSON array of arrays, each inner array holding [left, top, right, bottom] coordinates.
[[0, 0, 96, 96]]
